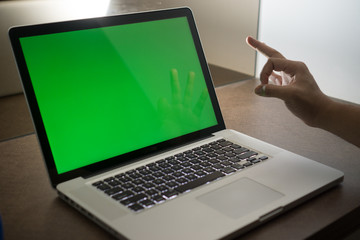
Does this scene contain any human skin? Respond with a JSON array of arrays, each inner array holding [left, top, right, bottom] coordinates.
[[246, 36, 360, 147]]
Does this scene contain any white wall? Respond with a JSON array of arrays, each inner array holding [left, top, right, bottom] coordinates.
[[257, 0, 360, 104]]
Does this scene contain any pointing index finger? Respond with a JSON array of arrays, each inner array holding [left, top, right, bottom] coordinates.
[[246, 36, 285, 59]]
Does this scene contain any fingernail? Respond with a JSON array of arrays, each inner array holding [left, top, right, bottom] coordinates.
[[255, 85, 266, 96]]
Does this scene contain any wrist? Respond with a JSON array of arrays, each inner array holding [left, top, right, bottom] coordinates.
[[312, 94, 336, 129]]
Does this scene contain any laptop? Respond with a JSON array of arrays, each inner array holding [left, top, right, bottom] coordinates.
[[9, 7, 343, 240]]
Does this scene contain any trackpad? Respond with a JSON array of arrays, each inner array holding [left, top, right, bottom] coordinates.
[[197, 177, 284, 219]]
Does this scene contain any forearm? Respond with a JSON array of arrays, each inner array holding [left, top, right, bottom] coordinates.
[[317, 98, 360, 147]]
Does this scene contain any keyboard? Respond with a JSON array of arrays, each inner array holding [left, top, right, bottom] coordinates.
[[92, 139, 268, 212]]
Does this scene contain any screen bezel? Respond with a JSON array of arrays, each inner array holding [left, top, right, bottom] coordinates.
[[9, 7, 226, 188]]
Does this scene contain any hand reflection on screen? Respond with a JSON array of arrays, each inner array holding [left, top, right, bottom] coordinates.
[[157, 69, 208, 135]]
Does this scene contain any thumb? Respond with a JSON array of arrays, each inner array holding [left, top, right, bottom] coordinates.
[[255, 84, 290, 100]]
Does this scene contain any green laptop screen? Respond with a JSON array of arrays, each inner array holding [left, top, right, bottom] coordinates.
[[19, 17, 218, 174]]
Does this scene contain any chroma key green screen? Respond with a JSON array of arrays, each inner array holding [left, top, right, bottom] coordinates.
[[19, 17, 218, 174]]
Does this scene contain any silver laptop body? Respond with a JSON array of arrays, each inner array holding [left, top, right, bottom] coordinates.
[[9, 7, 343, 240]]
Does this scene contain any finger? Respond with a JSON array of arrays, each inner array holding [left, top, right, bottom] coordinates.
[[246, 36, 285, 59], [170, 69, 181, 105], [193, 87, 208, 116], [254, 84, 291, 101], [184, 71, 195, 109], [260, 58, 298, 84], [157, 97, 171, 118]]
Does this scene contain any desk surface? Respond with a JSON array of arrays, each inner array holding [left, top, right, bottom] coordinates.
[[1, 79, 360, 240]]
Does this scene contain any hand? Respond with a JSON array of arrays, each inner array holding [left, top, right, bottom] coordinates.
[[246, 36, 331, 127], [157, 69, 208, 135]]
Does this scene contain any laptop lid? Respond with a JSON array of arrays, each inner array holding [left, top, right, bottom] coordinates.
[[9, 7, 225, 188]]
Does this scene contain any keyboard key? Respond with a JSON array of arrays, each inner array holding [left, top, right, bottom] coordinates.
[[148, 166, 161, 172], [181, 168, 194, 174], [231, 164, 244, 170], [145, 189, 158, 197], [125, 193, 147, 204], [120, 198, 134, 206], [143, 175, 155, 182], [117, 176, 132, 183], [247, 157, 257, 162], [104, 187, 123, 196], [108, 180, 121, 187], [165, 156, 176, 161], [206, 152, 217, 158], [194, 151, 206, 156], [97, 184, 111, 191], [229, 157, 240, 163], [212, 163, 224, 170], [163, 189, 179, 199], [218, 140, 233, 147], [92, 181, 103, 187], [156, 185, 169, 193], [222, 147, 233, 152], [208, 159, 220, 164], [184, 174, 197, 181], [211, 144, 222, 150], [203, 167, 216, 173], [162, 168, 175, 175], [138, 169, 152, 176], [166, 181, 179, 188], [175, 177, 188, 185], [128, 203, 144, 212], [194, 170, 207, 177], [172, 165, 183, 171], [168, 159, 180, 165], [180, 162, 192, 168], [175, 171, 225, 193], [153, 179, 165, 185], [158, 163, 171, 169], [238, 151, 258, 160], [217, 155, 228, 161], [202, 147, 214, 153], [162, 175, 175, 182], [191, 165, 202, 171], [190, 159, 201, 164], [173, 172, 184, 178], [152, 194, 166, 203], [104, 177, 116, 182], [121, 182, 135, 189], [230, 144, 242, 149], [152, 172, 165, 178], [221, 161, 232, 166], [114, 173, 125, 179], [233, 147, 249, 154], [251, 159, 261, 164], [221, 167, 236, 175], [142, 182, 155, 189], [112, 190, 133, 201], [132, 179, 145, 185], [132, 186, 145, 193], [225, 152, 236, 158], [243, 162, 253, 167], [140, 199, 155, 207], [128, 173, 142, 179]]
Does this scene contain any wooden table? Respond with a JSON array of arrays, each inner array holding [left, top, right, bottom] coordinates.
[[1, 78, 360, 240]]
